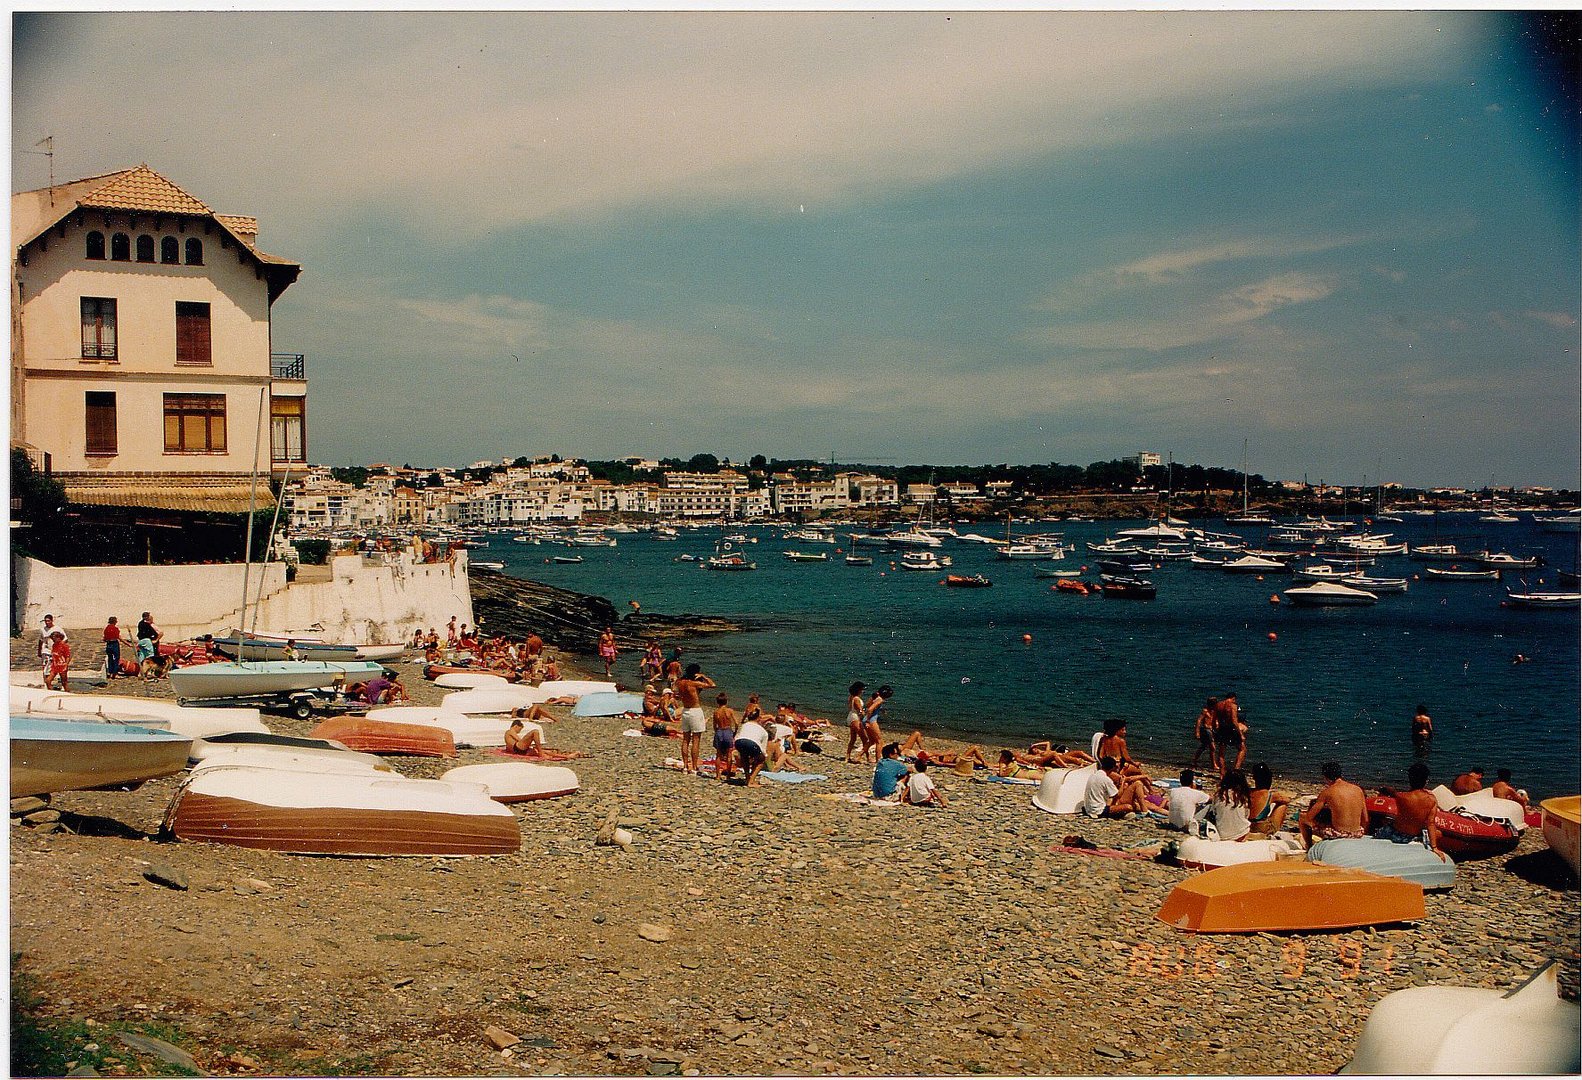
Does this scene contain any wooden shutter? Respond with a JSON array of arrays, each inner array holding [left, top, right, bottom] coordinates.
[[175, 302, 211, 365], [85, 392, 117, 455]]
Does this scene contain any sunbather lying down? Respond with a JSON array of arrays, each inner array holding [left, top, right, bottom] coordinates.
[[898, 731, 990, 769], [1022, 741, 1095, 768]]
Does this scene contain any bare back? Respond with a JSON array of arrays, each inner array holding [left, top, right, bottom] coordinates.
[[1324, 779, 1369, 834], [1392, 788, 1437, 836]]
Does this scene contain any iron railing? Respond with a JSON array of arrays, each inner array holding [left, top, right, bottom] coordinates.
[[270, 352, 306, 379]]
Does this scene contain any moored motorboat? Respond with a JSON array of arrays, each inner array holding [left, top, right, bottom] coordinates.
[[1100, 574, 1156, 599], [1540, 796, 1580, 876], [10, 717, 194, 798], [942, 574, 992, 588], [1221, 554, 1287, 573], [1307, 837, 1456, 889], [1283, 582, 1380, 606], [1504, 590, 1582, 609], [1156, 861, 1425, 933], [1424, 567, 1501, 581], [844, 554, 874, 566], [551, 554, 584, 564], [164, 764, 520, 856], [440, 762, 580, 802], [1341, 962, 1580, 1075], [1033, 566, 1082, 578], [309, 715, 458, 757], [899, 550, 950, 571], [1348, 574, 1408, 593], [783, 550, 830, 562]]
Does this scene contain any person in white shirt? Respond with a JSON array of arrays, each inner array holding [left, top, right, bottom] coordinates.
[[1167, 769, 1211, 830], [733, 719, 770, 787], [905, 758, 948, 808], [1079, 757, 1153, 818]]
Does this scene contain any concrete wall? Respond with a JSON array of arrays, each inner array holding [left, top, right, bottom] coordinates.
[[13, 551, 472, 645]]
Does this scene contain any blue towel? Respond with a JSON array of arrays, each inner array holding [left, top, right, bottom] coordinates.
[[761, 771, 828, 784]]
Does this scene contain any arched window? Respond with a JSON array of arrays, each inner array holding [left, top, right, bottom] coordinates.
[[110, 233, 131, 261], [85, 231, 106, 260], [184, 238, 204, 266], [135, 235, 155, 262], [161, 236, 179, 264]]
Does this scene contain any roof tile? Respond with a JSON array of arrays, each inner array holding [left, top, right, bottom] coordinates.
[[79, 165, 212, 217]]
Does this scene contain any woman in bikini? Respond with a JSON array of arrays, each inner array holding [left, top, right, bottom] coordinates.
[[1247, 762, 1292, 834], [861, 686, 893, 767]]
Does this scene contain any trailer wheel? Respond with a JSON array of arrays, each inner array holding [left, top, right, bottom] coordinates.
[[291, 698, 314, 721]]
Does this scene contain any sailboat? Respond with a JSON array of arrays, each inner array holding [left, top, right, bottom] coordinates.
[[1228, 439, 1275, 525]]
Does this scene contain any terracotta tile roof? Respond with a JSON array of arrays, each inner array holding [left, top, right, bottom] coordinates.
[[60, 475, 276, 514], [78, 164, 213, 216], [215, 214, 258, 237]]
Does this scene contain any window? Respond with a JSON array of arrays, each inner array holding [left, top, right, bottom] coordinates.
[[163, 394, 227, 453], [135, 235, 155, 262], [85, 392, 117, 456], [80, 297, 117, 360], [175, 301, 211, 365], [184, 238, 204, 265], [86, 231, 105, 260], [271, 397, 306, 463], [110, 233, 130, 261], [161, 236, 179, 264]]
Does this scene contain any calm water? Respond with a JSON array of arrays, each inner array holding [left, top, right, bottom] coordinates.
[[484, 517, 1580, 798]]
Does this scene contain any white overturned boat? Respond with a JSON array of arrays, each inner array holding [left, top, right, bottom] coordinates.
[[440, 686, 553, 714], [441, 762, 579, 802], [1343, 962, 1579, 1075], [190, 742, 393, 776], [169, 660, 386, 702], [1030, 764, 1097, 815], [367, 705, 513, 748], [12, 691, 269, 739], [1174, 835, 1304, 870], [433, 672, 512, 690], [1308, 837, 1455, 889], [11, 716, 193, 798], [538, 679, 618, 699], [1284, 581, 1379, 606], [164, 763, 521, 856]]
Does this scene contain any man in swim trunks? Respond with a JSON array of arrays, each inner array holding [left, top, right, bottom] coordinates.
[[674, 663, 716, 775], [711, 693, 738, 782], [1450, 767, 1484, 795], [1192, 698, 1221, 773], [1410, 705, 1433, 750], [1299, 761, 1369, 847], [1375, 761, 1444, 857], [1214, 693, 1247, 772]]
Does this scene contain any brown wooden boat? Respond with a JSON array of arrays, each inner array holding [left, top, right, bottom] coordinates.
[[1157, 860, 1424, 933], [165, 764, 519, 856], [309, 715, 457, 758]]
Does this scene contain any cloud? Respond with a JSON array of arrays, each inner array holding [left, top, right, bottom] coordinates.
[[1523, 310, 1578, 330], [12, 11, 1477, 239]]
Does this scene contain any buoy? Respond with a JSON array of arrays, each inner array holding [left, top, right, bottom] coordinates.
[[1256, 575, 1265, 582], [1269, 595, 1280, 604], [1268, 632, 1278, 641], [1022, 634, 1033, 644]]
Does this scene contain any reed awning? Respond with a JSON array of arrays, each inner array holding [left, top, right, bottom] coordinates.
[[60, 475, 276, 514]]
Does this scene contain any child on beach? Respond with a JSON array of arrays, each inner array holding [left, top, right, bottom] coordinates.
[[905, 758, 948, 808], [45, 631, 71, 691], [711, 693, 738, 781]]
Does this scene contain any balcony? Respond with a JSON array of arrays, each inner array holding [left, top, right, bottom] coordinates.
[[270, 352, 306, 380]]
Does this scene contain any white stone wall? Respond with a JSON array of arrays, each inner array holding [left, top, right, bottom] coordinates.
[[13, 551, 472, 645]]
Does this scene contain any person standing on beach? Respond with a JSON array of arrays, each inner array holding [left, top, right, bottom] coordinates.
[[135, 612, 160, 675], [1191, 697, 1221, 773], [844, 681, 867, 763], [597, 628, 618, 679], [102, 616, 123, 679], [1411, 705, 1434, 751], [711, 693, 739, 782], [861, 685, 892, 766], [674, 663, 717, 775], [642, 641, 663, 683], [38, 614, 63, 680], [45, 631, 72, 692], [664, 649, 683, 689]]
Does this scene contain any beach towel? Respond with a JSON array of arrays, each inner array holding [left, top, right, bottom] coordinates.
[[489, 747, 584, 762], [760, 772, 827, 784], [623, 727, 681, 739], [974, 774, 1039, 786], [1050, 843, 1155, 861]]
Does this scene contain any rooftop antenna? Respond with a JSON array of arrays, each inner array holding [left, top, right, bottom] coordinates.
[[22, 136, 56, 202]]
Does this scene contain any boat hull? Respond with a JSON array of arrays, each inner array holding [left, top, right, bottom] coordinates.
[[309, 716, 457, 757], [166, 767, 519, 856], [1308, 837, 1456, 890], [170, 661, 386, 701], [11, 718, 193, 798], [1540, 796, 1580, 876], [441, 763, 579, 802], [1156, 861, 1425, 933], [1366, 795, 1522, 861], [214, 636, 363, 662]]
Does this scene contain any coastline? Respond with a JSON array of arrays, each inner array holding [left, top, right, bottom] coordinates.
[[9, 637, 1580, 1076]]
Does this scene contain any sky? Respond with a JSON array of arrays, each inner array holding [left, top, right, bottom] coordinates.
[[10, 10, 1580, 488]]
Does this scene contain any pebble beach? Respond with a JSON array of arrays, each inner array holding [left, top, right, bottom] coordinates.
[[9, 648, 1580, 1077]]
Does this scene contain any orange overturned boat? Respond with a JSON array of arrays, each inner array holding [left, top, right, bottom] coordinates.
[[1053, 579, 1091, 595], [310, 715, 457, 758], [1157, 861, 1424, 933], [165, 763, 520, 856]]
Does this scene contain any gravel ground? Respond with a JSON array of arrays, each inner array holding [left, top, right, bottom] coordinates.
[[10, 651, 1579, 1076]]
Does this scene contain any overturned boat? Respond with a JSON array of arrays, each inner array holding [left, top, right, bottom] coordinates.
[[11, 716, 193, 798]]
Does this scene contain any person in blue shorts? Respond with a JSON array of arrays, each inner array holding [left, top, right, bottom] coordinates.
[[711, 693, 738, 782], [872, 742, 911, 800]]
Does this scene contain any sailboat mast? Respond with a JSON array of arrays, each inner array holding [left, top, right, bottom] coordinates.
[[1242, 438, 1249, 515], [238, 387, 268, 662]]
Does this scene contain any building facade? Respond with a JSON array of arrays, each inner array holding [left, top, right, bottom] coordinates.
[[11, 166, 302, 513]]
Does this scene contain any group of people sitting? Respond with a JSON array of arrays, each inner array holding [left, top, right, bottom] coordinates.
[[419, 624, 561, 684], [343, 669, 409, 706]]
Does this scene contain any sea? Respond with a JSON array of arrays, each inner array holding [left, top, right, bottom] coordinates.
[[481, 516, 1580, 799]]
